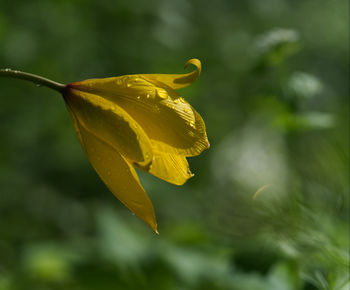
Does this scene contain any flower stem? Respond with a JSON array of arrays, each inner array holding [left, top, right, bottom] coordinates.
[[0, 68, 65, 93]]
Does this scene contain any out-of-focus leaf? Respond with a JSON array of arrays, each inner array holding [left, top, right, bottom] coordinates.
[[277, 111, 334, 131], [95, 206, 151, 266], [22, 245, 74, 283], [268, 262, 302, 290], [162, 245, 232, 286]]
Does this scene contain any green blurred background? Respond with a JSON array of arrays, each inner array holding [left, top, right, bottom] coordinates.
[[0, 0, 348, 289]]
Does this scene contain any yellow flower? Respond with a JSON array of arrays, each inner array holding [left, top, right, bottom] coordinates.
[[62, 59, 209, 233]]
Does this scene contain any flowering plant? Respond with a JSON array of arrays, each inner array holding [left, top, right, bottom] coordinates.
[[0, 59, 209, 233]]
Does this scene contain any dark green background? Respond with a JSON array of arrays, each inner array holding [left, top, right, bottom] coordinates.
[[0, 0, 348, 289]]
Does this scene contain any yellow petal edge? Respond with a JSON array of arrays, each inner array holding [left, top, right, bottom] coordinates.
[[64, 101, 158, 232]]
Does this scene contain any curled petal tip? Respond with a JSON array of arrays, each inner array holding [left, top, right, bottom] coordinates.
[[184, 58, 202, 74]]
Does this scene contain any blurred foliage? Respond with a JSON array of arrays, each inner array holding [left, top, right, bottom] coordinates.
[[0, 0, 348, 289]]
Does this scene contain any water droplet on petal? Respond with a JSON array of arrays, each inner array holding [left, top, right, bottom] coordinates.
[[156, 88, 168, 99], [174, 99, 179, 104], [188, 120, 196, 128], [179, 97, 186, 103], [184, 108, 189, 113], [137, 96, 141, 99]]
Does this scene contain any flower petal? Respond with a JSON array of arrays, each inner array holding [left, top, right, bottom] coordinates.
[[141, 58, 201, 90], [144, 95, 210, 157], [136, 142, 194, 185], [64, 87, 153, 166], [65, 105, 157, 232], [68, 63, 209, 157], [103, 89, 209, 156]]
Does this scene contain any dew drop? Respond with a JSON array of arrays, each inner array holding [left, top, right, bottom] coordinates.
[[156, 88, 168, 99], [184, 108, 189, 113], [179, 97, 186, 103], [174, 99, 179, 104], [126, 83, 132, 88], [137, 95, 141, 99], [110, 105, 116, 111], [36, 83, 41, 87], [188, 120, 195, 128]]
